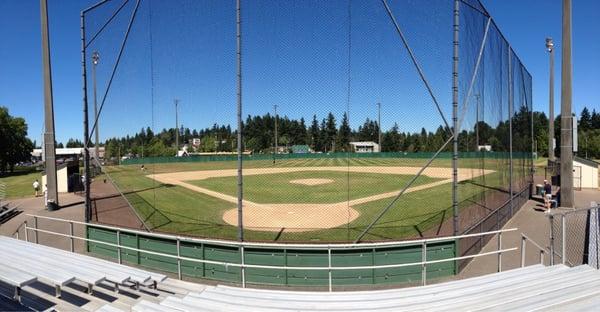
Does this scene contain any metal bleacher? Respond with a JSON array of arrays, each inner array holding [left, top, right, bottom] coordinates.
[[2, 234, 600, 311], [136, 265, 600, 312]]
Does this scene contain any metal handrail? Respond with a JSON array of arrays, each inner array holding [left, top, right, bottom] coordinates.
[[26, 214, 516, 250], [520, 233, 547, 267], [22, 216, 517, 291]]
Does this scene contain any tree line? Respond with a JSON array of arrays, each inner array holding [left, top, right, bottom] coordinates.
[[101, 106, 544, 159]]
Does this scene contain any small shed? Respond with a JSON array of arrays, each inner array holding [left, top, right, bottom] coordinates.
[[573, 156, 599, 189], [350, 141, 380, 153]]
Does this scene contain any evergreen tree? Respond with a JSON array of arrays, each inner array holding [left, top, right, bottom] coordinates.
[[591, 109, 600, 129], [580, 107, 592, 131], [336, 112, 351, 151], [310, 115, 320, 151], [325, 112, 337, 152]]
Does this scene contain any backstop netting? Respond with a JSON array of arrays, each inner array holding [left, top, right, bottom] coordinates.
[[83, 0, 533, 247]]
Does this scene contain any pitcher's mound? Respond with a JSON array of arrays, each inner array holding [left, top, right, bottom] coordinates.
[[222, 203, 359, 232], [289, 178, 334, 186]]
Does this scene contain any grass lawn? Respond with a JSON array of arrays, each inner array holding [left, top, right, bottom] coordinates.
[[189, 171, 441, 204], [0, 168, 41, 199], [102, 156, 524, 242]]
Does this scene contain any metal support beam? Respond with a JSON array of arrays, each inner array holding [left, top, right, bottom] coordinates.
[[508, 47, 514, 216], [236, 0, 244, 241], [81, 11, 91, 222], [452, 0, 460, 236], [560, 0, 574, 208], [41, 0, 59, 208]]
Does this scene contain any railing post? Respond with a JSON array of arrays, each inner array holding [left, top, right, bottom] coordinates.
[[24, 221, 28, 242], [15, 228, 19, 240], [540, 250, 545, 265], [520, 235, 526, 268], [33, 216, 38, 244], [561, 215, 566, 265], [116, 230, 122, 264], [497, 231, 502, 272], [69, 221, 74, 252], [176, 238, 182, 280], [549, 214, 555, 265], [328, 248, 332, 292], [421, 242, 427, 286], [240, 246, 246, 288]]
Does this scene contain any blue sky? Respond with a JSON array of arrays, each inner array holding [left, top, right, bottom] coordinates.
[[0, 0, 598, 145]]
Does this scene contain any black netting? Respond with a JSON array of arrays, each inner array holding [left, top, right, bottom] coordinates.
[[84, 0, 533, 244]]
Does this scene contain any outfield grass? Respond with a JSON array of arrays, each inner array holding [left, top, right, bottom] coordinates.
[[0, 168, 41, 199], [103, 156, 525, 242], [190, 171, 441, 204]]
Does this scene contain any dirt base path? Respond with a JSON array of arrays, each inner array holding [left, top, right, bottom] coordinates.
[[148, 166, 494, 232]]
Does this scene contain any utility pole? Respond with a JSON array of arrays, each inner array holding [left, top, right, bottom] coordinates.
[[475, 94, 480, 150], [546, 38, 555, 162], [41, 0, 59, 209], [377, 102, 382, 152], [92, 51, 100, 163], [174, 99, 179, 154], [274, 104, 278, 155], [560, 0, 574, 207]]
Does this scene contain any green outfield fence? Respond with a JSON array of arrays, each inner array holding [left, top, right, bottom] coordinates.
[[86, 224, 455, 287], [120, 152, 534, 165]]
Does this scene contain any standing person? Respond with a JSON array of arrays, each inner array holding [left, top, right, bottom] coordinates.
[[543, 180, 553, 212], [32, 179, 40, 197], [43, 184, 48, 209]]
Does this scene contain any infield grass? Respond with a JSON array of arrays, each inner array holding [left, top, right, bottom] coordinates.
[[103, 156, 524, 242], [189, 171, 442, 204]]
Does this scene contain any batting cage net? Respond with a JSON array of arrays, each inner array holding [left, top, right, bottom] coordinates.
[[83, 0, 533, 246]]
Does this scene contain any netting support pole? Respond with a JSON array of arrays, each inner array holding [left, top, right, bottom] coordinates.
[[560, 0, 574, 208], [452, 0, 459, 237], [236, 0, 244, 242], [508, 47, 514, 217], [81, 11, 91, 223]]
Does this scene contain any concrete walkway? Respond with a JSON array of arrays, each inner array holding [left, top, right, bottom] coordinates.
[[0, 193, 87, 252], [461, 188, 600, 278]]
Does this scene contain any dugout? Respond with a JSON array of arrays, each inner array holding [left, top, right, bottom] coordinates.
[[42, 161, 82, 193]]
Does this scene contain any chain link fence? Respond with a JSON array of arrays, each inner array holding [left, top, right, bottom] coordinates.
[[82, 0, 533, 244], [549, 203, 600, 267]]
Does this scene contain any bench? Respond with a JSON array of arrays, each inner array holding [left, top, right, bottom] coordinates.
[[0, 265, 37, 303], [0, 205, 18, 223]]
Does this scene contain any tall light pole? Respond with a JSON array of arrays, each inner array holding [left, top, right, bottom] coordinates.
[[560, 0, 574, 207], [377, 102, 381, 152], [174, 99, 179, 154], [273, 104, 278, 155], [546, 38, 555, 162], [92, 51, 100, 163], [41, 0, 58, 208]]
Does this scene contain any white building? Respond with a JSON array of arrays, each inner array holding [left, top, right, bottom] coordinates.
[[350, 141, 380, 153], [573, 157, 599, 189]]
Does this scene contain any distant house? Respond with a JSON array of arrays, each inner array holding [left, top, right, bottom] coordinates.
[[350, 141, 380, 153], [477, 145, 492, 152], [290, 145, 310, 154]]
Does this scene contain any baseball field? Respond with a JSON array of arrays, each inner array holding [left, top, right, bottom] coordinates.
[[100, 156, 523, 242]]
